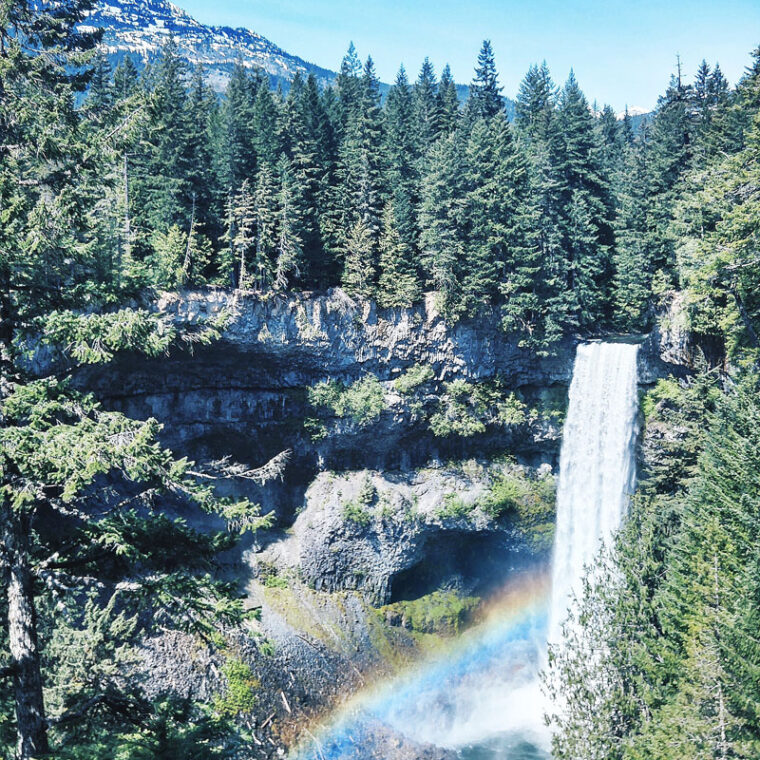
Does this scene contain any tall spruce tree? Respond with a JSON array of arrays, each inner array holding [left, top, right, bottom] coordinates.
[[438, 64, 461, 134], [468, 40, 503, 120]]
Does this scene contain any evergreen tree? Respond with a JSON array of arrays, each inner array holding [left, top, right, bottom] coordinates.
[[555, 71, 614, 324], [341, 219, 376, 298], [515, 61, 557, 144], [274, 154, 307, 289], [438, 64, 461, 134], [612, 135, 654, 329], [217, 59, 260, 194], [459, 117, 524, 313], [377, 201, 421, 307], [468, 40, 503, 120], [382, 65, 421, 297], [413, 57, 441, 154], [253, 163, 279, 289], [418, 132, 466, 313], [335, 41, 363, 131], [113, 55, 140, 99], [337, 56, 384, 272]]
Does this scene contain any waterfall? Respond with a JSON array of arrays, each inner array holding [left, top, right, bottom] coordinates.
[[548, 341, 640, 647], [293, 341, 642, 760]]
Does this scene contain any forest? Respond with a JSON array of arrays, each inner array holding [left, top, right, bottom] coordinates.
[[2, 0, 760, 757]]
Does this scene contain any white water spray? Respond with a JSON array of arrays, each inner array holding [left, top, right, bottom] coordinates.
[[548, 341, 640, 647]]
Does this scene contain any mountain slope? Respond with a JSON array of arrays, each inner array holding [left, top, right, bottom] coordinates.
[[83, 0, 337, 90]]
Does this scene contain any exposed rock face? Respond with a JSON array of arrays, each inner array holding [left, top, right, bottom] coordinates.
[[264, 465, 549, 605], [65, 288, 703, 532], [639, 292, 726, 383]]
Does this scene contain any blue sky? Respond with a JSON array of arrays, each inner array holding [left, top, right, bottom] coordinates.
[[178, 0, 760, 112]]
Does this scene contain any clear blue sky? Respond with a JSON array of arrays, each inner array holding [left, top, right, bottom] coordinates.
[[178, 0, 760, 112]]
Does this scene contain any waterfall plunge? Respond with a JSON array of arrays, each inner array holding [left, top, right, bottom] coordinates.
[[293, 341, 642, 759], [548, 341, 640, 647]]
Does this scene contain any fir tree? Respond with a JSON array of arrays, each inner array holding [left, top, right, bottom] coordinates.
[[341, 219, 376, 299], [413, 57, 441, 154], [377, 201, 421, 307], [438, 64, 461, 134], [418, 132, 465, 313], [515, 61, 557, 144], [468, 40, 503, 120]]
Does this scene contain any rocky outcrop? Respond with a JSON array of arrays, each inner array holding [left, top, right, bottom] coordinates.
[[262, 463, 552, 605], [639, 292, 725, 383], [63, 288, 702, 529]]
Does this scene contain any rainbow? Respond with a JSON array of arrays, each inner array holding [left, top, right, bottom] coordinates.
[[291, 570, 552, 759]]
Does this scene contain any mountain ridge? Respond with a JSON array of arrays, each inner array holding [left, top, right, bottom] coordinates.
[[83, 0, 337, 90]]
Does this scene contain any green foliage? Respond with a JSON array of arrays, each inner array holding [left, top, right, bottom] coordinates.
[[35, 309, 176, 364], [213, 658, 260, 718], [342, 500, 372, 528], [308, 375, 386, 426], [546, 369, 760, 760], [342, 475, 376, 527], [480, 471, 556, 552], [4, 4, 760, 755], [641, 377, 683, 421], [429, 379, 526, 438], [435, 492, 476, 520], [380, 590, 480, 636], [394, 364, 435, 394]]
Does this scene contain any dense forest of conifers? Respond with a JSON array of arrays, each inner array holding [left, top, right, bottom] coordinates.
[[29, 9, 759, 353], [3, 0, 760, 758]]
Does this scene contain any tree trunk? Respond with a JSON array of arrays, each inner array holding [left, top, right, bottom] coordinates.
[[1, 507, 49, 759]]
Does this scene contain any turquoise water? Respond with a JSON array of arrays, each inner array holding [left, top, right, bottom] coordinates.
[[458, 736, 550, 760]]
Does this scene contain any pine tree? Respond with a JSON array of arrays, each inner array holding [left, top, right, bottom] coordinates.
[[251, 84, 283, 167], [377, 201, 421, 307], [253, 163, 279, 289], [337, 57, 384, 273], [382, 65, 421, 298], [554, 71, 614, 324], [438, 64, 461, 134], [419, 131, 466, 315], [341, 219, 376, 298], [413, 57, 440, 154], [113, 55, 139, 99], [226, 179, 257, 289], [515, 61, 557, 144], [467, 40, 503, 120], [336, 41, 363, 131], [613, 135, 653, 329], [87, 52, 114, 118], [274, 154, 307, 289], [217, 59, 260, 194]]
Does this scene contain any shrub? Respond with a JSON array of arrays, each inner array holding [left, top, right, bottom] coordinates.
[[213, 658, 259, 717], [308, 375, 386, 426], [641, 377, 682, 421], [342, 500, 372, 527], [342, 475, 376, 527], [480, 471, 556, 553], [394, 364, 435, 394], [380, 590, 480, 635], [435, 492, 475, 520], [429, 378, 526, 438]]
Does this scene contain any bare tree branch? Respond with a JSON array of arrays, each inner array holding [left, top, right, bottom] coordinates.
[[189, 449, 291, 484]]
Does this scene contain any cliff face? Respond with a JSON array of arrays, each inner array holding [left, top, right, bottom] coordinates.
[[73, 289, 693, 493], [74, 290, 575, 516]]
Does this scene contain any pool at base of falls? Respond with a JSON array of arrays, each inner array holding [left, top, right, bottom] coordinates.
[[458, 734, 550, 759]]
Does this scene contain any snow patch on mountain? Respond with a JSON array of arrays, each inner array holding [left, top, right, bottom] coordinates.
[[85, 0, 336, 90]]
